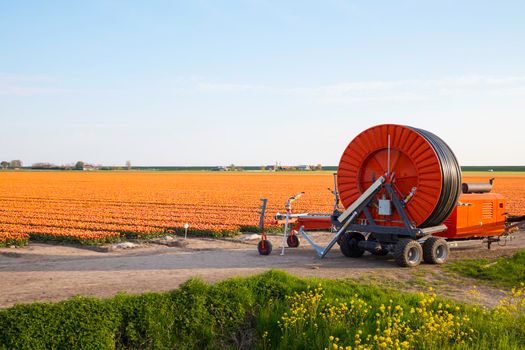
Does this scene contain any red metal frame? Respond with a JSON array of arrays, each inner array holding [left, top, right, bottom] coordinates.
[[291, 217, 332, 233]]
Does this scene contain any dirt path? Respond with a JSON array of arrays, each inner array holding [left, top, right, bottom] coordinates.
[[1, 232, 524, 308]]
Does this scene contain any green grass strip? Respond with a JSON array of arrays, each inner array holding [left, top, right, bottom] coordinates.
[[445, 250, 525, 287], [1, 270, 525, 349]]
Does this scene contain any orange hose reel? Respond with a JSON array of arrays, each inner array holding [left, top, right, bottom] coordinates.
[[337, 124, 461, 228]]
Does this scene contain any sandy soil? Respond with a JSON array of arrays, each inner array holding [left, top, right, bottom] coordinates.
[[1, 232, 524, 308]]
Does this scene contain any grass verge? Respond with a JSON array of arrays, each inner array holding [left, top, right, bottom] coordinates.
[[445, 250, 525, 287], [1, 270, 525, 349]]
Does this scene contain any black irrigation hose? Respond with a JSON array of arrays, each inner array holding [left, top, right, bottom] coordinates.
[[409, 127, 462, 227]]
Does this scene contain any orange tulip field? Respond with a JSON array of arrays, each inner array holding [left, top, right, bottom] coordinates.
[[0, 171, 524, 246]]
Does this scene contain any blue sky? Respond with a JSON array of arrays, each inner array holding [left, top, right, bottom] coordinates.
[[1, 1, 524, 166]]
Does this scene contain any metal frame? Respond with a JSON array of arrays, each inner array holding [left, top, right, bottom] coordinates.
[[258, 198, 268, 249], [274, 173, 342, 256], [262, 171, 450, 260], [299, 176, 385, 258], [278, 192, 304, 255], [298, 176, 447, 258], [340, 183, 447, 240]]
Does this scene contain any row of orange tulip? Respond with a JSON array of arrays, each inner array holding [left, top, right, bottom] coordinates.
[[0, 231, 29, 247], [1, 172, 522, 246]]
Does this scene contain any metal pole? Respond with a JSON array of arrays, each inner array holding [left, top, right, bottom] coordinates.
[[280, 209, 290, 256], [183, 223, 189, 239], [259, 198, 267, 232], [387, 134, 391, 178], [332, 173, 339, 212], [259, 198, 268, 245]]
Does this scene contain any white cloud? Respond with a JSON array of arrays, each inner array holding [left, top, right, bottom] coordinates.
[[0, 75, 66, 96], [195, 81, 274, 93], [189, 75, 525, 103]]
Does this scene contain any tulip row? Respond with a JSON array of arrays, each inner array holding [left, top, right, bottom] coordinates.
[[1, 172, 522, 247]]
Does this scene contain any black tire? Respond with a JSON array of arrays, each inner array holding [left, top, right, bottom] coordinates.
[[286, 234, 300, 248], [257, 240, 272, 255], [339, 232, 365, 258], [423, 237, 450, 264], [394, 239, 423, 267]]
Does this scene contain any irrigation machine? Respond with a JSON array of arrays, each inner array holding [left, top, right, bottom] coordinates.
[[257, 124, 525, 267]]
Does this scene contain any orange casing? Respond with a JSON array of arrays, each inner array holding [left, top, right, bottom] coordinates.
[[288, 193, 507, 240], [291, 217, 333, 232], [436, 193, 506, 239]]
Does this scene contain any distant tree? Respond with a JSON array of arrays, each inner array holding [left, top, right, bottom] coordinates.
[[126, 160, 132, 170], [9, 160, 22, 168], [1, 161, 8, 169], [74, 161, 85, 170], [32, 163, 55, 169], [315, 164, 323, 170]]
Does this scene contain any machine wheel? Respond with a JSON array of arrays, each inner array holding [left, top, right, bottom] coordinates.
[[394, 239, 423, 267], [257, 240, 273, 255], [423, 237, 450, 264], [286, 234, 300, 248], [340, 232, 365, 258]]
